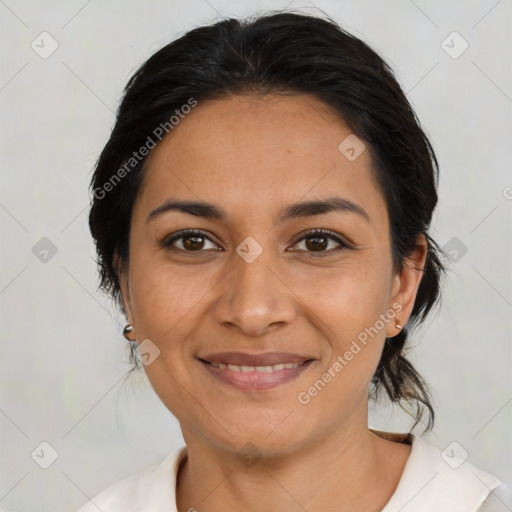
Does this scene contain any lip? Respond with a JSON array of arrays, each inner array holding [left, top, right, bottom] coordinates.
[[198, 352, 315, 391]]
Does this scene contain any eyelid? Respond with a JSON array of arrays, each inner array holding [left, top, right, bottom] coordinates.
[[161, 228, 352, 253]]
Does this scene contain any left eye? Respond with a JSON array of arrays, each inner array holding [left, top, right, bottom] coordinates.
[[292, 229, 349, 253]]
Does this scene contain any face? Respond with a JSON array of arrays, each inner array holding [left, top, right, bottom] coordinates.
[[119, 94, 425, 457]]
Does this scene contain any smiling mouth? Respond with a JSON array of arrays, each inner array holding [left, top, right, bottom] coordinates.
[[198, 352, 315, 390]]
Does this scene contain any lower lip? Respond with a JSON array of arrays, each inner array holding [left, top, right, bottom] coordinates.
[[199, 360, 314, 390]]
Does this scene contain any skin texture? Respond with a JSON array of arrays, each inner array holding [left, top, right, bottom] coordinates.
[[118, 94, 427, 512]]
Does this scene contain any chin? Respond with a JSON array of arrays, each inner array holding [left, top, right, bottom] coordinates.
[[204, 415, 312, 460]]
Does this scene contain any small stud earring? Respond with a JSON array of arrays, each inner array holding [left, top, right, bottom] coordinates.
[[395, 322, 402, 330], [123, 324, 135, 341]]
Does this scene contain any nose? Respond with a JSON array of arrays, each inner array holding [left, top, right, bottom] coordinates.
[[212, 249, 297, 337]]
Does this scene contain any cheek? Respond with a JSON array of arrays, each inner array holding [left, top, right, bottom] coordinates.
[[128, 240, 205, 321], [300, 260, 393, 383], [127, 261, 207, 410], [298, 258, 392, 332]]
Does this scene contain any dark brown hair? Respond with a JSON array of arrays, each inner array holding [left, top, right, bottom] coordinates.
[[89, 11, 447, 432]]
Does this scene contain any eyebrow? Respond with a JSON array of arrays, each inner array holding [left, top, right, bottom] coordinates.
[[146, 197, 370, 224]]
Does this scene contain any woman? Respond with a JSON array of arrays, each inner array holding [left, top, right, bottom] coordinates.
[[77, 11, 509, 512]]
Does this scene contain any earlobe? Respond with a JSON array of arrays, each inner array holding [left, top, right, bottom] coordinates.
[[123, 324, 136, 341], [387, 235, 428, 337]]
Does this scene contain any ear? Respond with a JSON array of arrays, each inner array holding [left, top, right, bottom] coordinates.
[[114, 249, 134, 326], [386, 234, 427, 337]]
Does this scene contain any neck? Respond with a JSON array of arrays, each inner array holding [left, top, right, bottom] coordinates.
[[176, 417, 411, 512]]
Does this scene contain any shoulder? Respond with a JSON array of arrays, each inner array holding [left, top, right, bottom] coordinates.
[[382, 434, 504, 512], [74, 446, 187, 512]]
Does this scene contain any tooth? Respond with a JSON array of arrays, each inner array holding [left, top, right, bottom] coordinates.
[[210, 361, 303, 372]]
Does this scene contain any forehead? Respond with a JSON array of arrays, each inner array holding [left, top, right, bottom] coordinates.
[[135, 94, 388, 230]]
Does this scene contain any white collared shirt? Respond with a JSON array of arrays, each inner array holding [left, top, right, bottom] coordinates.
[[75, 435, 510, 511]]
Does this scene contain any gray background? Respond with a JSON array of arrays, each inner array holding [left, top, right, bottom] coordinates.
[[1, 0, 511, 510]]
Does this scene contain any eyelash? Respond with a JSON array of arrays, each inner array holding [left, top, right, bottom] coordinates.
[[161, 228, 351, 255]]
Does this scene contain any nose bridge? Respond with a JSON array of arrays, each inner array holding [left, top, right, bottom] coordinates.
[[233, 245, 274, 296], [213, 241, 296, 335]]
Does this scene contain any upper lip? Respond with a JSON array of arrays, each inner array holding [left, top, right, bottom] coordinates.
[[199, 351, 313, 366]]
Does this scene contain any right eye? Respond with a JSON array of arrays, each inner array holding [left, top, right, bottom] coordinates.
[[161, 229, 221, 252]]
